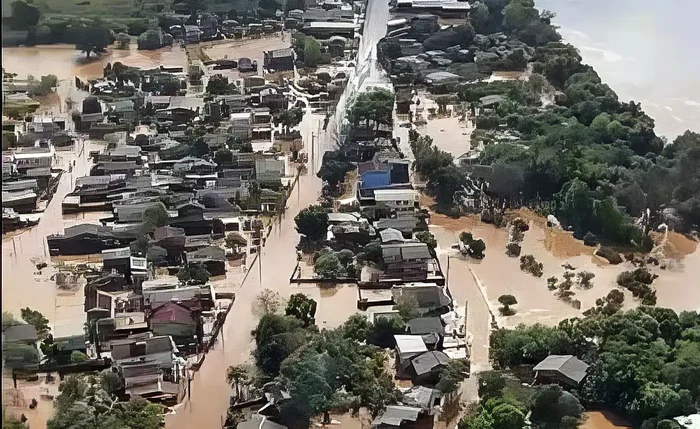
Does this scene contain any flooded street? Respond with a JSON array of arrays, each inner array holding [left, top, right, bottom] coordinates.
[[165, 111, 341, 428]]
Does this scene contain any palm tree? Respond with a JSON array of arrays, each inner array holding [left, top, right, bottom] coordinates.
[[226, 365, 249, 402]]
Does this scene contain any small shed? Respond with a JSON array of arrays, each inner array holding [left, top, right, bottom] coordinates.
[[533, 354, 590, 387]]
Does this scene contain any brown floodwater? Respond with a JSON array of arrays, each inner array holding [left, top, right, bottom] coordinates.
[[2, 43, 188, 81]]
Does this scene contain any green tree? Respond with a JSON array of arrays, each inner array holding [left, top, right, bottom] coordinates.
[[394, 293, 419, 320], [428, 165, 467, 206], [70, 351, 88, 363], [370, 317, 406, 348], [226, 365, 249, 401], [206, 74, 237, 95], [142, 204, 169, 229], [176, 262, 210, 285], [315, 252, 345, 279], [490, 402, 526, 429], [303, 37, 322, 68], [74, 27, 111, 57], [317, 156, 355, 189], [469, 239, 487, 259], [469, 1, 491, 33], [214, 149, 233, 165], [295, 205, 329, 241], [530, 385, 583, 429], [274, 108, 304, 134], [20, 307, 50, 339], [436, 359, 470, 393], [253, 314, 308, 376], [498, 295, 517, 316], [285, 293, 317, 327], [115, 33, 131, 50], [347, 88, 395, 133], [415, 231, 437, 250]]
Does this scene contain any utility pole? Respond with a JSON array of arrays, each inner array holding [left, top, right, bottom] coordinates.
[[258, 244, 263, 287], [446, 255, 451, 288]]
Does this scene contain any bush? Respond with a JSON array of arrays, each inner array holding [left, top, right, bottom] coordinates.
[[498, 294, 518, 316], [519, 254, 543, 277], [70, 351, 88, 363], [617, 268, 658, 305]]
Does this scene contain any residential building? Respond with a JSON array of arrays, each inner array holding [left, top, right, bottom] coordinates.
[[263, 48, 295, 72], [12, 146, 54, 172], [382, 241, 431, 281], [148, 302, 200, 348], [373, 189, 419, 216], [533, 355, 590, 387]]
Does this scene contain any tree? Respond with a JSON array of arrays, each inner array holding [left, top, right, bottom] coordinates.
[[394, 293, 419, 320], [253, 314, 308, 376], [347, 88, 395, 133], [74, 27, 111, 57], [478, 372, 507, 401], [9, 1, 40, 30], [115, 33, 130, 50], [295, 205, 329, 241], [436, 359, 470, 393], [530, 385, 583, 429], [498, 295, 517, 316], [423, 24, 475, 51], [317, 157, 355, 189], [470, 1, 491, 33], [206, 74, 237, 95], [214, 149, 233, 165], [255, 289, 282, 315], [469, 239, 487, 259], [428, 165, 467, 206], [315, 252, 345, 279], [370, 317, 406, 348], [303, 37, 322, 68], [70, 351, 88, 363], [142, 204, 169, 229], [274, 108, 304, 134], [176, 262, 210, 285], [490, 402, 526, 429], [285, 293, 317, 327], [415, 231, 437, 250], [226, 365, 249, 401], [20, 307, 50, 339]]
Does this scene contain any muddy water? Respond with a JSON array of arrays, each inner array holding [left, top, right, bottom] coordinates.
[[431, 215, 700, 330], [2, 43, 187, 81], [1, 139, 105, 322]]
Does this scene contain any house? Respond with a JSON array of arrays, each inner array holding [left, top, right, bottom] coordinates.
[[2, 324, 40, 367], [371, 405, 422, 429], [143, 284, 213, 311], [382, 242, 432, 281], [301, 21, 355, 38], [408, 350, 450, 384], [91, 160, 141, 176], [47, 224, 126, 256], [255, 157, 284, 184], [533, 355, 590, 387], [169, 202, 213, 236], [185, 246, 226, 276], [400, 386, 441, 413], [373, 189, 419, 216], [12, 146, 54, 172], [185, 25, 202, 43], [148, 302, 199, 348], [2, 189, 37, 213], [114, 201, 167, 223], [407, 317, 445, 337], [375, 215, 426, 237], [392, 283, 451, 315], [395, 335, 428, 361], [263, 48, 295, 72]]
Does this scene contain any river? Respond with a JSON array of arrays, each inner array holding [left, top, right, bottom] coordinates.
[[535, 0, 700, 140]]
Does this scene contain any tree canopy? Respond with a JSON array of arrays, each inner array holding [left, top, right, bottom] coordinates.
[[295, 205, 329, 241]]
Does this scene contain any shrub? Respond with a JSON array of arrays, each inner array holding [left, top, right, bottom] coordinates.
[[520, 254, 543, 277]]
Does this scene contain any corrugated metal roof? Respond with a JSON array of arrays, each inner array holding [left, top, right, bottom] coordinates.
[[533, 355, 589, 384]]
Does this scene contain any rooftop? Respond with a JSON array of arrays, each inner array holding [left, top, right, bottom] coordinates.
[[533, 355, 590, 384], [371, 405, 421, 427], [394, 335, 428, 356]]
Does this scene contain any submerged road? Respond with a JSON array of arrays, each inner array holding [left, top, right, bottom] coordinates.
[[166, 2, 394, 427]]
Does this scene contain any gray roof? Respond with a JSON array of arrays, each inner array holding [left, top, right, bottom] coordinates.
[[64, 224, 114, 238], [238, 415, 288, 429], [267, 48, 294, 58], [382, 242, 430, 262], [3, 324, 38, 342], [372, 405, 421, 427], [411, 350, 450, 376], [401, 386, 440, 411], [379, 228, 406, 244], [407, 317, 445, 336], [186, 246, 226, 262], [533, 355, 589, 384]]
